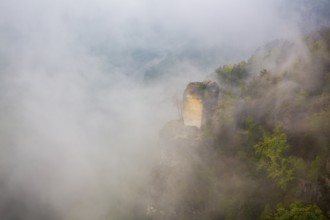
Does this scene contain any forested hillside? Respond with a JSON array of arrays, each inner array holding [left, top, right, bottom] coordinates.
[[153, 27, 330, 220], [212, 26, 330, 219]]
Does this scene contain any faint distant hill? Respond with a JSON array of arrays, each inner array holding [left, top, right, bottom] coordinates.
[[142, 44, 241, 83]]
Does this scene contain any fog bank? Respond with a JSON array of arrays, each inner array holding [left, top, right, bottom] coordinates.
[[0, 0, 329, 219]]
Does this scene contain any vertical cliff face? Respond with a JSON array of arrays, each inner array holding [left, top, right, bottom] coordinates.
[[182, 81, 220, 128], [182, 89, 204, 128]]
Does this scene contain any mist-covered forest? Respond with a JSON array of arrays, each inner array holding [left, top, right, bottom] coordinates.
[[1, 0, 330, 219], [151, 27, 330, 220]]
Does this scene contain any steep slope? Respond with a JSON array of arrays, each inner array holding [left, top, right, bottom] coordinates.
[[152, 27, 330, 220]]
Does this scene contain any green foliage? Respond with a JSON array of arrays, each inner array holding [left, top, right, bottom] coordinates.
[[261, 201, 326, 220], [215, 92, 238, 128], [261, 202, 326, 220], [254, 125, 295, 189], [261, 204, 275, 220], [213, 27, 330, 218], [311, 107, 330, 133], [223, 64, 234, 73], [308, 156, 323, 182], [246, 116, 261, 148], [215, 61, 248, 85], [211, 27, 330, 219]]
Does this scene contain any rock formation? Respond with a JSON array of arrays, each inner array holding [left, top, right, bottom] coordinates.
[[182, 81, 220, 128], [159, 80, 220, 144]]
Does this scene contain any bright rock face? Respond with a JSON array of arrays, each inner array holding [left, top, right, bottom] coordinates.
[[182, 81, 220, 128], [183, 93, 203, 127]]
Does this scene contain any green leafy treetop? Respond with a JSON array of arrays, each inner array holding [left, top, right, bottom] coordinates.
[[261, 201, 326, 220], [254, 124, 295, 189]]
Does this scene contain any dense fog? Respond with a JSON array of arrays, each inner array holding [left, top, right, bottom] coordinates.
[[0, 0, 329, 219]]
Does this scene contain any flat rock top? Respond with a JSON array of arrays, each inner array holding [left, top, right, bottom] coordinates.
[[184, 81, 219, 96]]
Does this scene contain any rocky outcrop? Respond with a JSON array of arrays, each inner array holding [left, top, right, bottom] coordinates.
[[182, 81, 220, 128], [151, 81, 220, 219], [159, 81, 219, 143]]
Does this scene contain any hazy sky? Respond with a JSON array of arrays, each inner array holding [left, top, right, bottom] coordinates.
[[1, 0, 328, 77], [0, 0, 322, 75]]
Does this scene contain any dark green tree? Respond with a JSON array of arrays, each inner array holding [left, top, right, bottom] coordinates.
[[254, 125, 295, 189]]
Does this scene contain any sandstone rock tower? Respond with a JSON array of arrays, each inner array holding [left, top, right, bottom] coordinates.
[[182, 81, 220, 128]]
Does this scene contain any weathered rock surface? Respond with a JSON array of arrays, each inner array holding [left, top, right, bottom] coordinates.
[[182, 81, 220, 128], [150, 81, 220, 218]]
